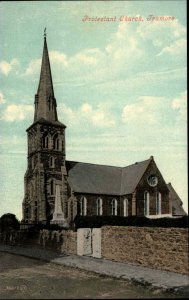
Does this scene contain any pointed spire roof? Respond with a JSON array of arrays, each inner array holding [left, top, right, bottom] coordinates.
[[34, 30, 58, 122], [37, 35, 54, 99]]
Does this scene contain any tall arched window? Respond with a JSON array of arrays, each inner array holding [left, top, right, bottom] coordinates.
[[65, 201, 68, 218], [156, 192, 161, 215], [56, 139, 59, 150], [50, 180, 54, 195], [123, 198, 129, 217], [96, 198, 103, 216], [144, 191, 150, 216], [49, 156, 55, 168], [80, 196, 87, 216], [53, 134, 60, 150], [111, 199, 117, 216], [42, 133, 49, 148]]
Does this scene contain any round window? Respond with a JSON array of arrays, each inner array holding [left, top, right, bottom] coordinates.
[[147, 175, 158, 187]]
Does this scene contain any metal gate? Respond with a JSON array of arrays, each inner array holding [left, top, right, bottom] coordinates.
[[77, 228, 101, 258]]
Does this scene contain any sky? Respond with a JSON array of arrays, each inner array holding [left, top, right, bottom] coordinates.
[[0, 1, 187, 220]]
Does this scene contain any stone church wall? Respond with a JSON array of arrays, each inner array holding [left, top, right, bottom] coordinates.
[[75, 193, 133, 216], [136, 160, 170, 216], [101, 226, 188, 275]]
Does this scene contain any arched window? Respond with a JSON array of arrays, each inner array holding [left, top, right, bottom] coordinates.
[[123, 198, 129, 217], [65, 201, 68, 218], [111, 199, 117, 216], [144, 191, 150, 216], [50, 180, 54, 195], [80, 196, 87, 216], [42, 133, 49, 148], [96, 198, 103, 216], [156, 192, 161, 215], [49, 156, 55, 168], [56, 139, 59, 150], [53, 134, 60, 150]]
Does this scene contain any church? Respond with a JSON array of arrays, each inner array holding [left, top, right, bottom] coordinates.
[[22, 34, 186, 226]]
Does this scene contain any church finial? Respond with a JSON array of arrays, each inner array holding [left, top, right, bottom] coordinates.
[[44, 27, 46, 38]]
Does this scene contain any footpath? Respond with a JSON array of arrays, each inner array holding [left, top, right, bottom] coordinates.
[[0, 244, 188, 295]]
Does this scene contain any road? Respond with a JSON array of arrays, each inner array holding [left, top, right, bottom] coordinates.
[[0, 252, 184, 299]]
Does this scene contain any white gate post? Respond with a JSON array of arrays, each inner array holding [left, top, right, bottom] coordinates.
[[77, 228, 92, 256], [92, 228, 101, 258]]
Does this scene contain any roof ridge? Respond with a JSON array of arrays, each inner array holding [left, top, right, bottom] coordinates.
[[123, 157, 151, 169], [66, 157, 152, 170], [66, 159, 123, 169]]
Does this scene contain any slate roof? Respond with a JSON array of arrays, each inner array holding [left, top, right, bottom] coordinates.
[[120, 159, 151, 194], [167, 183, 187, 216], [66, 158, 151, 196]]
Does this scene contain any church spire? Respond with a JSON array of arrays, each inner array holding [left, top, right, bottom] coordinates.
[[34, 29, 58, 122]]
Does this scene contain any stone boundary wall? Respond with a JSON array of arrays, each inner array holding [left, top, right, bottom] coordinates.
[[101, 226, 188, 275], [0, 229, 77, 256], [38, 229, 77, 255]]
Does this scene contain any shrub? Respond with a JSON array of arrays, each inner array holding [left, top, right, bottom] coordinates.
[[0, 213, 20, 232], [74, 215, 188, 229]]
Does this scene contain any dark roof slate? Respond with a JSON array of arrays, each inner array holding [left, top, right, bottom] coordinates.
[[120, 159, 151, 194], [66, 158, 151, 196]]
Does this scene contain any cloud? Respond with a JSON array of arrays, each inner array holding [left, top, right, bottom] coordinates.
[[0, 59, 19, 76], [60, 102, 116, 128], [81, 103, 92, 113], [0, 92, 6, 104], [137, 18, 186, 45], [83, 103, 116, 128], [106, 22, 142, 63], [50, 51, 68, 67], [23, 17, 186, 86], [1, 104, 33, 122], [122, 96, 164, 125], [157, 38, 187, 56], [137, 18, 186, 58], [0, 135, 25, 146], [24, 51, 68, 76], [23, 22, 142, 82], [171, 91, 187, 122], [24, 58, 41, 76], [69, 49, 101, 66]]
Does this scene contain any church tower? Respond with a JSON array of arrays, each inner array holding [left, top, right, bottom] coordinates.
[[22, 32, 68, 224]]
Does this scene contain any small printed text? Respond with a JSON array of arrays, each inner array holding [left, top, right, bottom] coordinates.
[[82, 15, 176, 22]]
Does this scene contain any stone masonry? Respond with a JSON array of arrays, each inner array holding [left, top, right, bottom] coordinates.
[[101, 226, 189, 275]]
